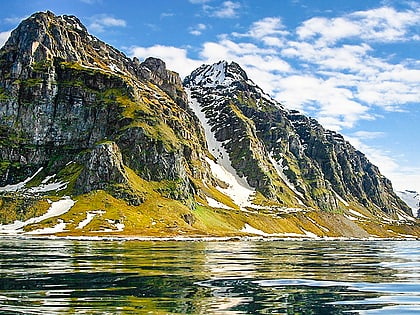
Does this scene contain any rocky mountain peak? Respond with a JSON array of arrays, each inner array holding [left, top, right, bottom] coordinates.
[[1, 12, 148, 82], [0, 12, 418, 238], [186, 60, 412, 216], [184, 60, 251, 88]]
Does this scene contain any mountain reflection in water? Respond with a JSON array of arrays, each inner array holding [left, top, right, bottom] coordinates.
[[0, 238, 419, 314]]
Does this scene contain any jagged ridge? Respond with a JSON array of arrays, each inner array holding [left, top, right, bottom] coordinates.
[[184, 60, 411, 216], [0, 12, 418, 238]]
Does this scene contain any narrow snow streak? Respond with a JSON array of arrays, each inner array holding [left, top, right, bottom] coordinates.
[[0, 167, 43, 192], [241, 223, 269, 236], [186, 88, 255, 209], [77, 212, 98, 229], [206, 196, 233, 210], [268, 152, 304, 199], [333, 189, 349, 207]]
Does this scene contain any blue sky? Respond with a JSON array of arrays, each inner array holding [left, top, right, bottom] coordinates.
[[0, 0, 419, 192]]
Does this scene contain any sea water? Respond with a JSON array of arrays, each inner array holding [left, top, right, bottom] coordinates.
[[0, 238, 419, 314]]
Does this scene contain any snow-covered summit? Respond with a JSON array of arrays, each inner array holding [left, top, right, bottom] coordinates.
[[184, 60, 277, 108], [184, 60, 251, 88]]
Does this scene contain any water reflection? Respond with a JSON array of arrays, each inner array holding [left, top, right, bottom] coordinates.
[[0, 239, 419, 314]]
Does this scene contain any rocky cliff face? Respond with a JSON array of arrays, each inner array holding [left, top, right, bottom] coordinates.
[[0, 12, 417, 237], [0, 11, 210, 207], [184, 61, 411, 216]]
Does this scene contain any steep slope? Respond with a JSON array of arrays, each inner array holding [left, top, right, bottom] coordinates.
[[397, 190, 420, 217], [0, 11, 216, 235], [184, 61, 412, 220], [0, 12, 418, 238]]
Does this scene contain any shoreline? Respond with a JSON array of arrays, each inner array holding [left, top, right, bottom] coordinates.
[[1, 234, 419, 242]]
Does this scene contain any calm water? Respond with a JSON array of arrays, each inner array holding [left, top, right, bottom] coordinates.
[[0, 238, 419, 314]]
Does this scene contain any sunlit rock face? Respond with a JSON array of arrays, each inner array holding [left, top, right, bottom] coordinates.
[[0, 11, 416, 238], [184, 60, 411, 215]]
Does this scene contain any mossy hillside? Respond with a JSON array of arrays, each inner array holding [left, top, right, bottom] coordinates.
[[23, 166, 202, 236], [10, 178, 420, 237], [0, 196, 50, 225]]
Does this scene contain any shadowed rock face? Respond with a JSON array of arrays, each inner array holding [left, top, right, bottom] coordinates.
[[0, 10, 413, 231]]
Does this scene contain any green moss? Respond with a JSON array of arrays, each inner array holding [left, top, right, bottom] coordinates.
[[0, 161, 10, 176], [56, 162, 84, 195], [32, 59, 52, 72], [0, 197, 50, 225], [237, 91, 257, 109], [0, 124, 28, 148], [22, 78, 43, 87], [0, 87, 10, 101]]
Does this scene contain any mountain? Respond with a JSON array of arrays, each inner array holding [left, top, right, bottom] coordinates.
[[397, 190, 420, 218], [0, 11, 418, 238]]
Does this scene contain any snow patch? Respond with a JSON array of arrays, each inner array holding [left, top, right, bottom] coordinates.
[[191, 61, 227, 88], [205, 157, 255, 209], [306, 216, 330, 232], [0, 167, 43, 192], [206, 196, 233, 210], [0, 168, 68, 194], [187, 88, 255, 210], [396, 210, 416, 222], [241, 223, 269, 236], [0, 196, 75, 234], [268, 152, 304, 199], [301, 229, 318, 238], [396, 190, 419, 217], [27, 220, 67, 235], [77, 211, 99, 229], [332, 189, 349, 207], [107, 219, 125, 232], [27, 181, 68, 193], [344, 214, 358, 221], [348, 209, 369, 219]]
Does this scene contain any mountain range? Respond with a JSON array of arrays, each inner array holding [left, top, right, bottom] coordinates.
[[0, 11, 418, 238]]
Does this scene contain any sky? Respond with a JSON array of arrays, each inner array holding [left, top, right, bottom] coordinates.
[[0, 0, 419, 192]]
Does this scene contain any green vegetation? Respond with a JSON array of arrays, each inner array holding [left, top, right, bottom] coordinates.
[[0, 87, 10, 101], [54, 161, 84, 196], [0, 196, 50, 225], [21, 78, 43, 87], [32, 59, 52, 72]]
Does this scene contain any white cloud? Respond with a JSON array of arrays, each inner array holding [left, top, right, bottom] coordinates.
[[297, 17, 360, 44], [88, 14, 126, 33], [247, 17, 287, 38], [189, 23, 207, 36], [161, 12, 175, 18], [208, 1, 241, 18], [129, 6, 419, 131], [0, 31, 11, 48], [233, 17, 289, 46], [351, 131, 386, 140], [297, 6, 420, 44], [3, 16, 27, 25], [351, 6, 420, 41], [128, 4, 419, 191]]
